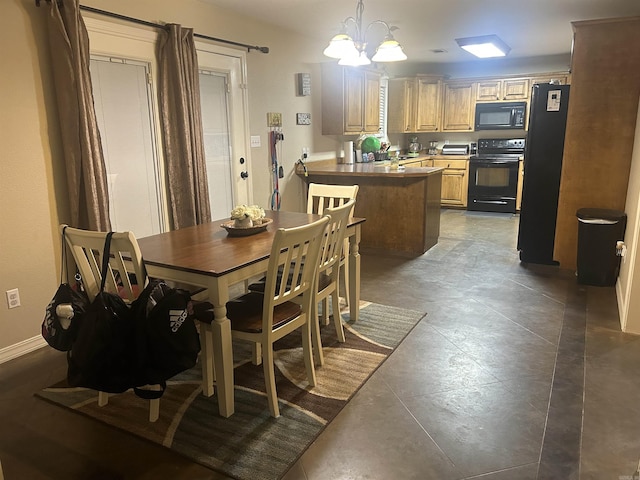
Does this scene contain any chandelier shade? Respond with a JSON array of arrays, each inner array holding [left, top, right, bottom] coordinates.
[[323, 0, 407, 65]]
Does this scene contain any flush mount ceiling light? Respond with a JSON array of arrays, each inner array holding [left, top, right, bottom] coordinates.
[[455, 35, 511, 58], [323, 0, 407, 66]]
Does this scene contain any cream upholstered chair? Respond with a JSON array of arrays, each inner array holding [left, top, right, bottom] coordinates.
[[310, 199, 355, 365], [306, 183, 359, 307], [226, 216, 329, 418], [61, 224, 160, 421]]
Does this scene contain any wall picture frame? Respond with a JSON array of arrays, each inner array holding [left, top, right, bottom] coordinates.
[[296, 113, 311, 125]]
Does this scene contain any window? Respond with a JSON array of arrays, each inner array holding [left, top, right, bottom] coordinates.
[[90, 56, 164, 237], [378, 76, 388, 136]]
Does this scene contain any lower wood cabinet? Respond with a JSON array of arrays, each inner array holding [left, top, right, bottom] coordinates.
[[425, 158, 469, 207]]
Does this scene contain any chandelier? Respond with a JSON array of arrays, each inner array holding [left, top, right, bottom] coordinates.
[[323, 0, 407, 66]]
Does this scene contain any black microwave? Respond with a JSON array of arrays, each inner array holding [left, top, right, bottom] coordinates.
[[475, 102, 527, 130]]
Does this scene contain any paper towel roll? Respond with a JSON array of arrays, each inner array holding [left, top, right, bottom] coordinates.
[[343, 141, 354, 164]]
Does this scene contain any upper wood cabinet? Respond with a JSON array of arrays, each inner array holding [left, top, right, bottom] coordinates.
[[321, 64, 381, 135], [388, 78, 416, 133], [388, 75, 442, 133], [476, 78, 530, 101], [415, 76, 443, 132], [441, 81, 476, 132], [364, 71, 381, 133], [530, 73, 570, 85]]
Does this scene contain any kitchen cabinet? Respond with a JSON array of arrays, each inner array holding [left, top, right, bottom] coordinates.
[[415, 76, 443, 132], [476, 78, 530, 101], [388, 75, 442, 133], [530, 73, 570, 86], [299, 163, 444, 256], [441, 82, 476, 132], [321, 64, 381, 135], [388, 78, 416, 133], [400, 158, 423, 167], [364, 71, 381, 132], [424, 158, 469, 207]]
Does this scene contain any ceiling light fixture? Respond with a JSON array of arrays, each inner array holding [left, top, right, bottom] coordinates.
[[455, 35, 511, 58], [323, 0, 407, 66]]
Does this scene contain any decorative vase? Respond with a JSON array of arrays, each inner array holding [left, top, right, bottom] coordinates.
[[234, 216, 253, 228]]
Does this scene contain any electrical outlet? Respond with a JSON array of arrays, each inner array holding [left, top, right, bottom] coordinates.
[[6, 288, 20, 309], [302, 147, 309, 159]]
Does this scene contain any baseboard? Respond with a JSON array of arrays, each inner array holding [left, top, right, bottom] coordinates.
[[0, 335, 47, 364]]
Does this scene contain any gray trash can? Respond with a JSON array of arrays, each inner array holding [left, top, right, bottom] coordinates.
[[576, 208, 627, 286]]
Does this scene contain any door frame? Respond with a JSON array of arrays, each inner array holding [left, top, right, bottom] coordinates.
[[195, 42, 253, 207], [84, 16, 253, 230]]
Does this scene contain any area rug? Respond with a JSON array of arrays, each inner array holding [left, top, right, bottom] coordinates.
[[37, 301, 426, 480]]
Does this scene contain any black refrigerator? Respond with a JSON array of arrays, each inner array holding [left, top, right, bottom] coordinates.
[[517, 83, 571, 264]]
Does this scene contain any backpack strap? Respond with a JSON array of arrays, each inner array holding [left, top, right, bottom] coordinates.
[[133, 381, 166, 400], [99, 232, 115, 293]]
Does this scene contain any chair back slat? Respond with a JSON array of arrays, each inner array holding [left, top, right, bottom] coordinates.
[[306, 183, 359, 217], [318, 199, 355, 276], [262, 217, 329, 333], [61, 225, 147, 303]]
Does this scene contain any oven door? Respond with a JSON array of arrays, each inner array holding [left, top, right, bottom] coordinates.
[[467, 159, 519, 212]]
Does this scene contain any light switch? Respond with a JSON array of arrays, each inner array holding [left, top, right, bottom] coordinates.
[[250, 135, 261, 148]]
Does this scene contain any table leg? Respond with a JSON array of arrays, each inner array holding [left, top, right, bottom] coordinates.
[[210, 288, 235, 418], [348, 225, 361, 322], [199, 323, 214, 397]]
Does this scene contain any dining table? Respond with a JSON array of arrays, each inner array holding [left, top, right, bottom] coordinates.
[[137, 210, 366, 417]]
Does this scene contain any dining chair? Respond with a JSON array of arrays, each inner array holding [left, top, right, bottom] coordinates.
[[61, 224, 159, 421], [309, 199, 355, 365], [248, 200, 355, 366], [306, 183, 359, 307], [225, 216, 329, 418]]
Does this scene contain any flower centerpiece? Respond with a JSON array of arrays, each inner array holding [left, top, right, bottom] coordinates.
[[230, 204, 265, 228]]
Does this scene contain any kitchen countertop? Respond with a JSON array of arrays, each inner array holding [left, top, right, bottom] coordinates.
[[296, 162, 444, 178]]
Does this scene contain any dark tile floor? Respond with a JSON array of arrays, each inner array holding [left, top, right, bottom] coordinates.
[[2, 209, 639, 479]]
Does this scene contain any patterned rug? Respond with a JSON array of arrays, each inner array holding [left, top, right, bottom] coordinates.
[[37, 301, 426, 480]]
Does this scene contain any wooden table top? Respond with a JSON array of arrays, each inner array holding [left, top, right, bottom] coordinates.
[[138, 210, 365, 277]]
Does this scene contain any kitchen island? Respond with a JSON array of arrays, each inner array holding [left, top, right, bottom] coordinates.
[[297, 162, 443, 256]]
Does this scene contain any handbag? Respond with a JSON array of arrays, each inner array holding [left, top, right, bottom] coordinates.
[[66, 232, 135, 393], [42, 226, 89, 351]]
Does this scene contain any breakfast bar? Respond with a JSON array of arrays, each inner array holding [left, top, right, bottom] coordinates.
[[298, 162, 444, 256]]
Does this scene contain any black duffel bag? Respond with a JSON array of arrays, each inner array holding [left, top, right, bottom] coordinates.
[[130, 279, 200, 399], [66, 232, 135, 393]]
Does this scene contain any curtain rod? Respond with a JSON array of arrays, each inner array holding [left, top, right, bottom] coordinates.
[[35, 1, 270, 54]]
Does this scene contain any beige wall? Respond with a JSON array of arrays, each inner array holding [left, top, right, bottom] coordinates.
[[0, 0, 62, 355], [617, 99, 640, 334]]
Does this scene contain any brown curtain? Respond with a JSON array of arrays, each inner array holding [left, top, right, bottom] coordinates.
[[44, 0, 111, 231], [158, 24, 211, 230]]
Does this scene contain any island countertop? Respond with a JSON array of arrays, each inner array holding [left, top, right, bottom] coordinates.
[[297, 161, 443, 257], [298, 162, 444, 178]]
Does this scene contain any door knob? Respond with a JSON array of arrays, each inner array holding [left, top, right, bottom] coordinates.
[[241, 171, 249, 179]]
